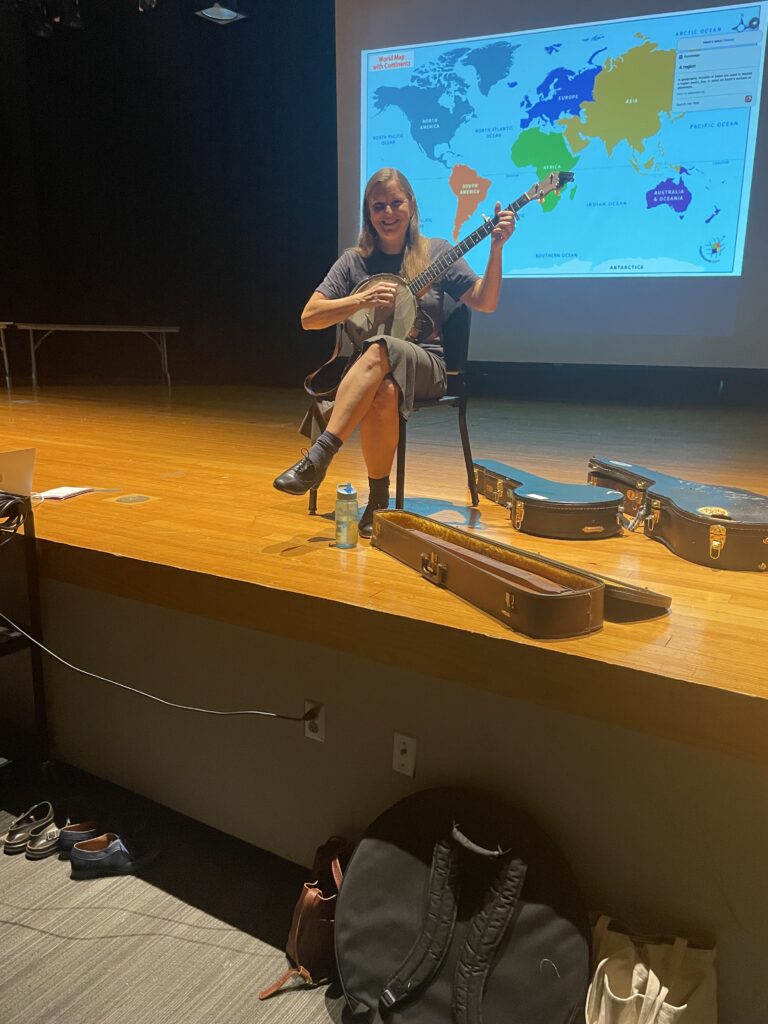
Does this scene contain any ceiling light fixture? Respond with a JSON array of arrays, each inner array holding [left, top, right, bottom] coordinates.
[[195, 1, 245, 24]]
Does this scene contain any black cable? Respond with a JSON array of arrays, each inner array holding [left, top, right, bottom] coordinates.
[[0, 611, 316, 724], [0, 493, 27, 549]]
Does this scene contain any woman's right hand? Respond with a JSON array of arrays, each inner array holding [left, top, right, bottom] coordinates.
[[355, 280, 399, 311]]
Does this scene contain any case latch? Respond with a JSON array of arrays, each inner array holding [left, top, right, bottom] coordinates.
[[644, 499, 661, 533], [709, 523, 727, 560], [420, 551, 447, 586], [508, 500, 525, 531]]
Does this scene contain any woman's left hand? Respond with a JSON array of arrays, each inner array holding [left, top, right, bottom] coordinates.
[[491, 202, 516, 248]]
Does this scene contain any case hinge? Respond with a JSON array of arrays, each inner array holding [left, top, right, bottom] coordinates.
[[709, 523, 727, 560], [495, 478, 505, 503]]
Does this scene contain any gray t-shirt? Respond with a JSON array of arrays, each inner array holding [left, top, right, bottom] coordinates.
[[315, 238, 478, 357]]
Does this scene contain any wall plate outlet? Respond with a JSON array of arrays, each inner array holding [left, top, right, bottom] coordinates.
[[393, 732, 416, 777], [304, 701, 325, 742]]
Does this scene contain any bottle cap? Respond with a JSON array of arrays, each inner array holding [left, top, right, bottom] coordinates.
[[337, 482, 357, 496]]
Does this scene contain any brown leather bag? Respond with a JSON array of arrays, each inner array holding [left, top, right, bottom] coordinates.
[[258, 836, 352, 999]]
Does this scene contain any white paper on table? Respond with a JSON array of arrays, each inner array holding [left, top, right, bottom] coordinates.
[[38, 486, 95, 500]]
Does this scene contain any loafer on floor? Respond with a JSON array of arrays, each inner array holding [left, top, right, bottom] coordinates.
[[58, 821, 99, 860], [70, 833, 158, 880], [1, 801, 55, 855]]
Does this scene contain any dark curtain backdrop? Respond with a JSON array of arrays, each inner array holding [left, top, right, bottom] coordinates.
[[0, 0, 338, 384]]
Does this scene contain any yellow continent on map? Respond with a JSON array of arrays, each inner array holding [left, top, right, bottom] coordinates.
[[558, 40, 676, 157]]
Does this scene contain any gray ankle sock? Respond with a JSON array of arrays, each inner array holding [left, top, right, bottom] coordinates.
[[307, 430, 342, 471]]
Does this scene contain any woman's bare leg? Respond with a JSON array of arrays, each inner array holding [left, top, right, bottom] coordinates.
[[360, 377, 399, 478], [326, 342, 391, 441]]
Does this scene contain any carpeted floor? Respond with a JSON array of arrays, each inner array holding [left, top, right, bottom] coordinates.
[[0, 757, 345, 1024]]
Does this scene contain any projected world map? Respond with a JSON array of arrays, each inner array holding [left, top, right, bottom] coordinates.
[[362, 4, 766, 277]]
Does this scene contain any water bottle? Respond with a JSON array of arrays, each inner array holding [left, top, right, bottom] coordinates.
[[335, 483, 359, 549]]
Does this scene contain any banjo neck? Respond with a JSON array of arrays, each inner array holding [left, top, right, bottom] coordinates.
[[407, 171, 570, 296]]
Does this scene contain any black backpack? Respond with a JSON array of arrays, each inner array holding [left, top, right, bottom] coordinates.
[[334, 788, 590, 1024]]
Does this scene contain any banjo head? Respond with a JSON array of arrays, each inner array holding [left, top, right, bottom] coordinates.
[[345, 273, 418, 348]]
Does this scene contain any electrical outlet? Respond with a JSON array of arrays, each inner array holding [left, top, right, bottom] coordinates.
[[304, 701, 325, 742], [393, 732, 416, 777]]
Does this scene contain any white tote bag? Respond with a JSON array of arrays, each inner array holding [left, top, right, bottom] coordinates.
[[585, 916, 717, 1024]]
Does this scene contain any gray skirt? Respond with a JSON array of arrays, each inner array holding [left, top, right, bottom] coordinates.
[[363, 335, 447, 420]]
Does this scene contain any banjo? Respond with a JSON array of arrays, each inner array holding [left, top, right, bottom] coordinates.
[[343, 170, 574, 350], [304, 170, 573, 400]]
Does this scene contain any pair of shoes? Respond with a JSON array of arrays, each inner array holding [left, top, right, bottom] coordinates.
[[1, 801, 55, 856], [273, 452, 327, 496], [359, 500, 389, 539], [69, 832, 159, 880], [58, 821, 99, 860]]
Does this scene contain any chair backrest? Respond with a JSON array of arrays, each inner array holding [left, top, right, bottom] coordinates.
[[441, 300, 472, 374]]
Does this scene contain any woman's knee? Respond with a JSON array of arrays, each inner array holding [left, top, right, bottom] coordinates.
[[370, 376, 399, 414], [361, 340, 391, 375]]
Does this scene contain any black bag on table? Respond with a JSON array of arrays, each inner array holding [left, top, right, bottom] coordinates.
[[335, 788, 590, 1024]]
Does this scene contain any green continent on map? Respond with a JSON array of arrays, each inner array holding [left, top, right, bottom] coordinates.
[[449, 165, 492, 239], [510, 129, 577, 211], [559, 41, 675, 156]]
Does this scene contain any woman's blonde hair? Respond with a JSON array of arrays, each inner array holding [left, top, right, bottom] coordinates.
[[357, 168, 431, 281]]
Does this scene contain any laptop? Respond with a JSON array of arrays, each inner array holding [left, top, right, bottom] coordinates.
[[0, 448, 36, 497]]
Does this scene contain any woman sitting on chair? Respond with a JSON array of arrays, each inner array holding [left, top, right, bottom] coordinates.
[[273, 166, 515, 537]]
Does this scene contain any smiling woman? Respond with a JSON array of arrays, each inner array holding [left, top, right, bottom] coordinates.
[[272, 166, 516, 536]]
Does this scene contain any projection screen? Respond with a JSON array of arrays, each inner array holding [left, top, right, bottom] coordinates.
[[334, 0, 768, 367]]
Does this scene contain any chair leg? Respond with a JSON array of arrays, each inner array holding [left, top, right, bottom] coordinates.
[[458, 396, 479, 506], [395, 416, 406, 509]]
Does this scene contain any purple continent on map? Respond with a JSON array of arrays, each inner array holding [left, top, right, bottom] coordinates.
[[645, 176, 692, 216]]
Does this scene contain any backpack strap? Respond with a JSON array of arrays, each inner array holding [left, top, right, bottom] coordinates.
[[379, 836, 460, 1011], [452, 853, 527, 1024]]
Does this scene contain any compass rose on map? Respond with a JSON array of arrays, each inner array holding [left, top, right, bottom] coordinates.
[[699, 237, 725, 263]]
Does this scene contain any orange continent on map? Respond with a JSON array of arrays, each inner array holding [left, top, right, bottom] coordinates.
[[449, 164, 492, 240]]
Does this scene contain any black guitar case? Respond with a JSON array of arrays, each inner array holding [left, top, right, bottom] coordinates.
[[335, 788, 590, 1024], [588, 457, 768, 572], [473, 458, 624, 539]]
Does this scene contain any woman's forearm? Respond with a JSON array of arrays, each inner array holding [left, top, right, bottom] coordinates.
[[466, 246, 503, 313], [301, 292, 366, 330]]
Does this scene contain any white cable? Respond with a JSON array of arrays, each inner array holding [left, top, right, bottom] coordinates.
[[0, 611, 313, 723]]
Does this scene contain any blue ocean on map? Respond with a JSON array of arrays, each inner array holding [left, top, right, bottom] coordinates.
[[362, 3, 766, 277]]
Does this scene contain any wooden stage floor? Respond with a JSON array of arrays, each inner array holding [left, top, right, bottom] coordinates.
[[2, 384, 767, 764]]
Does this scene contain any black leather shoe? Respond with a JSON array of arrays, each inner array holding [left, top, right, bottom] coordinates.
[[359, 500, 389, 539], [273, 453, 327, 496]]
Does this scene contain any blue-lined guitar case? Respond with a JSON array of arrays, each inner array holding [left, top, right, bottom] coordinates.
[[335, 788, 590, 1024], [588, 458, 768, 572], [473, 459, 623, 539]]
